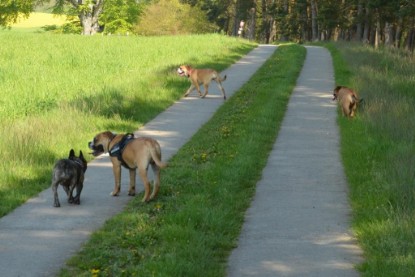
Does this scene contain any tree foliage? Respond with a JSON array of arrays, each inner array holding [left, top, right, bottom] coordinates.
[[134, 0, 217, 36], [226, 0, 415, 50], [99, 0, 146, 35], [3, 0, 415, 51], [53, 0, 104, 35], [0, 0, 36, 27]]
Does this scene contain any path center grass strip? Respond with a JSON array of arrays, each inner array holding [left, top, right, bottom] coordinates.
[[61, 44, 306, 276]]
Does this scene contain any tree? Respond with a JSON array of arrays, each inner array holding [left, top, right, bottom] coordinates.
[[181, 0, 234, 34], [0, 0, 35, 27], [134, 0, 217, 36], [99, 0, 146, 35], [310, 0, 318, 41], [54, 0, 104, 35]]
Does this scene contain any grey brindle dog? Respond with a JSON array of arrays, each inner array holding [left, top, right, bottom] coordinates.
[[51, 149, 87, 207]]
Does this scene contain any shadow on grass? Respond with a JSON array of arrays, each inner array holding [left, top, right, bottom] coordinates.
[[0, 147, 56, 217]]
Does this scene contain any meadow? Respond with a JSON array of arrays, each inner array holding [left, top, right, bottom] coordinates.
[[327, 42, 415, 276], [0, 31, 256, 217]]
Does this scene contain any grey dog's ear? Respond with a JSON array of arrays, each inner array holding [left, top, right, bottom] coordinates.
[[69, 149, 75, 158]]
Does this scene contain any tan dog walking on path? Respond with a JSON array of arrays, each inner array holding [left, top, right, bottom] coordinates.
[[89, 131, 167, 202], [177, 65, 227, 99], [333, 86, 362, 118]]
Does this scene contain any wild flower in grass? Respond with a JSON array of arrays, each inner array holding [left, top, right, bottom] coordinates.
[[192, 151, 208, 164], [91, 268, 100, 276], [154, 202, 163, 211], [220, 125, 231, 138]]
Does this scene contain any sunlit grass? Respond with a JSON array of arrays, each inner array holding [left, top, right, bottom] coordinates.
[[327, 42, 415, 276]]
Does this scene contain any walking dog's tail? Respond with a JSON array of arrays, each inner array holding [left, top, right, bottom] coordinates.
[[352, 95, 364, 104], [220, 74, 227, 82], [150, 145, 168, 169], [213, 71, 227, 83]]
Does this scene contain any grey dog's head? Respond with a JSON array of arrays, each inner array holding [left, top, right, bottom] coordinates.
[[68, 149, 88, 172]]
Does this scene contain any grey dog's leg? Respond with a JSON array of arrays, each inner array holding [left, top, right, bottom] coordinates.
[[73, 183, 83, 205], [67, 180, 76, 204], [52, 181, 61, 207]]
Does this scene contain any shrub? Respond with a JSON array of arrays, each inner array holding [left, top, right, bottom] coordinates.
[[134, 0, 218, 36]]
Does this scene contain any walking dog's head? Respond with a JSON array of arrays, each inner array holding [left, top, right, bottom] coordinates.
[[333, 86, 343, 101], [333, 86, 360, 102], [88, 131, 116, 157], [177, 65, 192, 77]]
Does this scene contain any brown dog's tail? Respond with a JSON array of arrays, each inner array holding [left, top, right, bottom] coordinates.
[[150, 147, 168, 169], [352, 94, 364, 104]]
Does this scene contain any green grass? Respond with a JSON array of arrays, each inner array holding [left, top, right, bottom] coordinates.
[[326, 42, 415, 276], [59, 44, 306, 276], [0, 32, 256, 217]]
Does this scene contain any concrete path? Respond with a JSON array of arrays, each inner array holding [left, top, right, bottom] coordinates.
[[227, 46, 363, 277], [0, 45, 277, 277]]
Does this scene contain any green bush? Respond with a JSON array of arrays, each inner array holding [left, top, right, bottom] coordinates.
[[134, 0, 218, 36]]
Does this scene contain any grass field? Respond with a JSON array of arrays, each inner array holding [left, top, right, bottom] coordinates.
[[0, 31, 256, 217], [327, 42, 415, 276]]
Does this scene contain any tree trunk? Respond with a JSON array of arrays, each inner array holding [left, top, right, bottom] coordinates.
[[384, 22, 394, 47], [362, 4, 371, 43], [80, 13, 99, 35], [375, 18, 381, 49], [355, 0, 363, 41], [310, 0, 318, 41], [395, 17, 403, 48], [72, 0, 104, 35], [247, 7, 256, 40], [280, 0, 289, 41], [233, 0, 240, 36], [261, 0, 267, 43], [299, 0, 308, 42], [405, 18, 415, 52]]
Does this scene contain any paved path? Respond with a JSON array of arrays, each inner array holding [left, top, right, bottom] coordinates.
[[227, 46, 363, 276], [0, 45, 277, 277]]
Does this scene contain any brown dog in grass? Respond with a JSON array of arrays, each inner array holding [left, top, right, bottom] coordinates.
[[177, 65, 227, 99], [88, 131, 167, 202], [333, 86, 362, 118]]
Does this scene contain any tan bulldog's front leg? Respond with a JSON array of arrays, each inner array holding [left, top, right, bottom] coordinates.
[[111, 159, 121, 196], [128, 169, 136, 196]]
